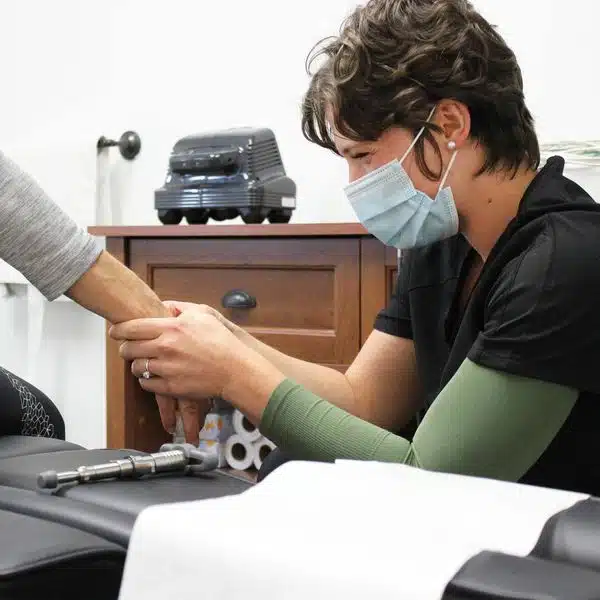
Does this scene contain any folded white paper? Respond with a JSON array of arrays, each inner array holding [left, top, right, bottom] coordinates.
[[118, 460, 586, 600]]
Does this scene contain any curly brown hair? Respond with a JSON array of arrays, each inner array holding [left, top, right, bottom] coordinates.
[[301, 0, 540, 179]]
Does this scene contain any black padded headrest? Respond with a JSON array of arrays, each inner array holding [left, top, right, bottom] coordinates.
[[0, 435, 82, 460]]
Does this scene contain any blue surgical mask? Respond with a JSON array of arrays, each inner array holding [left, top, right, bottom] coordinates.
[[343, 108, 459, 250]]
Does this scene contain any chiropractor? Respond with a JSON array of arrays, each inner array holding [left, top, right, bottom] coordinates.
[[111, 0, 600, 495]]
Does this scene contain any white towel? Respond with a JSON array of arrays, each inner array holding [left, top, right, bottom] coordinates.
[[118, 460, 585, 600]]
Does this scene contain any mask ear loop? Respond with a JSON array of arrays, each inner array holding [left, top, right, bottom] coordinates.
[[437, 146, 458, 192], [399, 105, 438, 164]]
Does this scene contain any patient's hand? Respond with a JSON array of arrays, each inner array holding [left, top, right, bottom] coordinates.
[[163, 300, 239, 334]]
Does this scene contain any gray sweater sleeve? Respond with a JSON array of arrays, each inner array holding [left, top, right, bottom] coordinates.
[[0, 150, 103, 300]]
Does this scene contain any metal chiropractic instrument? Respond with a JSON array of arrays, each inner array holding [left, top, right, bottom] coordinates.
[[37, 443, 218, 490]]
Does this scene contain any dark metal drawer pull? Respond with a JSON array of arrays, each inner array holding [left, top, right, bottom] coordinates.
[[221, 289, 257, 309]]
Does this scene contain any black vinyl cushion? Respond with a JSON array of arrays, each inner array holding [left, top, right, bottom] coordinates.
[[62, 470, 253, 516], [0, 507, 124, 600], [0, 485, 136, 549], [0, 448, 252, 548], [0, 435, 82, 459], [0, 449, 252, 510], [443, 551, 600, 600], [532, 498, 600, 572], [0, 441, 251, 598]]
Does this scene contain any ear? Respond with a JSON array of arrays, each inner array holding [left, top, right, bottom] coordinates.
[[433, 100, 471, 149]]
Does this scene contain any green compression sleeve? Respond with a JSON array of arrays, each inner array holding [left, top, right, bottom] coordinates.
[[259, 358, 578, 482]]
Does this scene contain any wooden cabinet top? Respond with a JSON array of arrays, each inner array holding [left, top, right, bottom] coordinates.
[[88, 222, 369, 239]]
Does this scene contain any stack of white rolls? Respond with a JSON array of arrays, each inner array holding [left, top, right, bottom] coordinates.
[[224, 410, 276, 471]]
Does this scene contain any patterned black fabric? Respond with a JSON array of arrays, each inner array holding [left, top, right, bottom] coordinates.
[[0, 367, 65, 440]]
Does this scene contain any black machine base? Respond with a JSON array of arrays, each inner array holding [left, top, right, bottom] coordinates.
[[157, 207, 293, 225]]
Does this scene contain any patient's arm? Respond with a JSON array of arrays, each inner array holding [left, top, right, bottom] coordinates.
[[0, 150, 103, 300], [66, 252, 207, 443], [0, 148, 168, 322], [0, 149, 205, 442], [66, 250, 169, 324]]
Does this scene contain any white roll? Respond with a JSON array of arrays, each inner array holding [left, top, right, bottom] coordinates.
[[232, 409, 261, 443], [252, 437, 276, 471], [224, 434, 255, 471]]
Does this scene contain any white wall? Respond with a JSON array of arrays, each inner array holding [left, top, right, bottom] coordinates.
[[0, 0, 598, 447]]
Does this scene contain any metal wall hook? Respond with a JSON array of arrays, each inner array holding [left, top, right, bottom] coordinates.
[[97, 130, 142, 160]]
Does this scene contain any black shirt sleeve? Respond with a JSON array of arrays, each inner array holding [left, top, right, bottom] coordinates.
[[468, 217, 600, 394], [374, 249, 413, 339]]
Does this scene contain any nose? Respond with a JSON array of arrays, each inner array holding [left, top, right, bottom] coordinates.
[[347, 162, 364, 184]]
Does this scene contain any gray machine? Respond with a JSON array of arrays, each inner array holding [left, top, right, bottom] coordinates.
[[154, 127, 296, 225]]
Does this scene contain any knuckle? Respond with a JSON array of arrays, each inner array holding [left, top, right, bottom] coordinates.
[[195, 305, 218, 321], [179, 401, 197, 416], [156, 338, 172, 354], [198, 312, 214, 324], [170, 319, 187, 334]]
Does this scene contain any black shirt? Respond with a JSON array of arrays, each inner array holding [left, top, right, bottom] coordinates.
[[374, 156, 600, 495]]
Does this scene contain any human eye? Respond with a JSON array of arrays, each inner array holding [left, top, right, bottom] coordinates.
[[350, 151, 373, 165]]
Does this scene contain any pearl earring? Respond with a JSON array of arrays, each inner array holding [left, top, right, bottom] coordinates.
[[447, 140, 456, 151]]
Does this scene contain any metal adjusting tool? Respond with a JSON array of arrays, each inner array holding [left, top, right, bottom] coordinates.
[[37, 443, 219, 490]]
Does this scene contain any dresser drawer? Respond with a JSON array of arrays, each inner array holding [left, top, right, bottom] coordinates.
[[129, 237, 360, 366]]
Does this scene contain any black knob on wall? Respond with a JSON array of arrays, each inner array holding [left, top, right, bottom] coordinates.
[[97, 130, 142, 160]]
